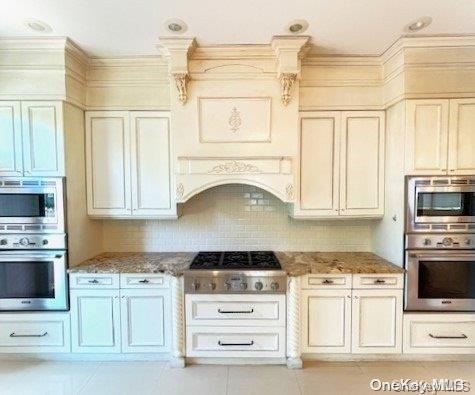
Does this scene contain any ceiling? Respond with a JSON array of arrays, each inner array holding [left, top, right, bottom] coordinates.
[[1, 0, 474, 57]]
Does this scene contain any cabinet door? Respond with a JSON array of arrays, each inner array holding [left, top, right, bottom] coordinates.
[[21, 101, 64, 176], [120, 289, 171, 353], [405, 99, 449, 175], [301, 289, 351, 353], [298, 113, 340, 217], [70, 289, 121, 353], [448, 99, 475, 175], [85, 111, 131, 216], [130, 112, 173, 216], [0, 101, 22, 176], [351, 289, 402, 354], [340, 111, 385, 217]]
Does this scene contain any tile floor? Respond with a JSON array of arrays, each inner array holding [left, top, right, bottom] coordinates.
[[0, 360, 474, 395]]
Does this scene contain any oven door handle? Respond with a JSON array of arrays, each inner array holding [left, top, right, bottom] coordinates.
[[429, 333, 468, 340], [409, 253, 475, 259]]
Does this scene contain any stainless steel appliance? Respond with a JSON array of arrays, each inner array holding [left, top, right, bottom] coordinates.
[[0, 177, 65, 233], [0, 234, 68, 311], [405, 233, 475, 311], [184, 251, 287, 294], [406, 176, 475, 233]]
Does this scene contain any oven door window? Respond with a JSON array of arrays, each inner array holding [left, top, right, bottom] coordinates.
[[419, 260, 475, 299], [0, 193, 55, 218], [0, 261, 55, 298], [416, 192, 475, 218]]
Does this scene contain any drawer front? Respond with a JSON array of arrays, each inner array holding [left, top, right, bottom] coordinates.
[[352, 274, 403, 289], [302, 274, 352, 289], [120, 273, 169, 289], [404, 314, 475, 354], [186, 326, 285, 357], [69, 273, 120, 289], [0, 313, 70, 353], [185, 294, 285, 326]]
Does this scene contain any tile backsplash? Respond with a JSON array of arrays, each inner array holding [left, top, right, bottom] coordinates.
[[103, 184, 372, 252]]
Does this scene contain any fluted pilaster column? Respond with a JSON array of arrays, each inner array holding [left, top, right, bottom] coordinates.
[[170, 275, 185, 368], [286, 275, 302, 369]]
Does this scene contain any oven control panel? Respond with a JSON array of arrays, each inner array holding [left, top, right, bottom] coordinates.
[[406, 234, 475, 249], [0, 234, 66, 250]]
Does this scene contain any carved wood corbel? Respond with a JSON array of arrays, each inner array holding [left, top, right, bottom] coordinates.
[[280, 73, 297, 106], [173, 73, 189, 105]]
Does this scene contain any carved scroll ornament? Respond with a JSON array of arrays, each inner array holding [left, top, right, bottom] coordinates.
[[280, 73, 296, 106]]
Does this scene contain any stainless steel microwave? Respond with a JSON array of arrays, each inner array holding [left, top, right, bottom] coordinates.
[[0, 178, 65, 233], [406, 176, 475, 233]]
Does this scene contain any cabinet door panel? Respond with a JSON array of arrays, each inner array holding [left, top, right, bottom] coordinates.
[[21, 101, 64, 176], [405, 100, 449, 175], [299, 113, 340, 216], [130, 112, 172, 216], [351, 289, 402, 354], [301, 289, 351, 353], [448, 99, 475, 175], [70, 289, 121, 353], [0, 101, 22, 176], [120, 289, 170, 353], [340, 111, 385, 217], [86, 111, 131, 216]]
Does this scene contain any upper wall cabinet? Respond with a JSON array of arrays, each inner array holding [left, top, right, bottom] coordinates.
[[86, 111, 175, 219], [448, 99, 475, 175], [0, 102, 22, 176], [405, 98, 475, 175], [294, 111, 385, 219], [0, 101, 64, 177]]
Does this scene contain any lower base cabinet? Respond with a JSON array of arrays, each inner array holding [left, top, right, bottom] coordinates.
[[301, 274, 403, 355], [70, 273, 171, 354]]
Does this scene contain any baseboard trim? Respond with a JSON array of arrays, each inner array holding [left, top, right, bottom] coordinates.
[[186, 357, 286, 365], [0, 353, 171, 362], [302, 353, 475, 362]]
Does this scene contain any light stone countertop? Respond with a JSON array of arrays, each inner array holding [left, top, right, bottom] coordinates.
[[69, 251, 403, 277], [275, 251, 404, 277]]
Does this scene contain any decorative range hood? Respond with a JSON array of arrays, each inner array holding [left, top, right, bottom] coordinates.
[[158, 36, 310, 203]]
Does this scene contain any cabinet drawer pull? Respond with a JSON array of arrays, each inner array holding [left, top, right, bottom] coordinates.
[[218, 308, 254, 314], [88, 279, 99, 284], [374, 279, 386, 284], [322, 279, 334, 284], [10, 332, 48, 338], [218, 340, 254, 346], [429, 333, 468, 339], [138, 279, 150, 284]]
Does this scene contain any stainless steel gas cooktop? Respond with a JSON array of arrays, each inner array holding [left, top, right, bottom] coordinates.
[[184, 251, 286, 294]]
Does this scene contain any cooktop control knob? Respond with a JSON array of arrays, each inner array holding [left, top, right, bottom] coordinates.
[[19, 237, 29, 246], [0, 239, 7, 246], [240, 282, 248, 290], [208, 282, 216, 290], [224, 281, 231, 290], [423, 238, 431, 246], [42, 239, 49, 245], [270, 282, 279, 291], [254, 281, 264, 291], [442, 237, 453, 247], [466, 239, 472, 246], [191, 281, 200, 291]]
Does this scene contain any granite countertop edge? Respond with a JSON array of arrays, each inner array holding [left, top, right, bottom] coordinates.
[[68, 251, 405, 277]]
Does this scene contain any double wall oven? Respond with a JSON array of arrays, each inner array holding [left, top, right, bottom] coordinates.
[[0, 178, 68, 311], [405, 176, 475, 311]]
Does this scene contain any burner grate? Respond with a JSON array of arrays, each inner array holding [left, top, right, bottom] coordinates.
[[190, 251, 281, 270]]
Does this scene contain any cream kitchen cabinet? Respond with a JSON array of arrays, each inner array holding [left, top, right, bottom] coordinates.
[[301, 273, 403, 355], [301, 289, 352, 353], [85, 111, 175, 218], [0, 101, 64, 177], [405, 98, 475, 175], [70, 273, 172, 354], [295, 111, 385, 219]]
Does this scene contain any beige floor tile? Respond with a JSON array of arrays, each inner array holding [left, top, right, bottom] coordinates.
[[227, 365, 301, 395], [357, 361, 431, 380], [153, 364, 228, 395], [297, 373, 374, 395]]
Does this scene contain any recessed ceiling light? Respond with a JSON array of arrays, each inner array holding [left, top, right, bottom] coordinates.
[[164, 18, 188, 34], [405, 17, 432, 33], [286, 19, 309, 35], [24, 19, 52, 33]]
